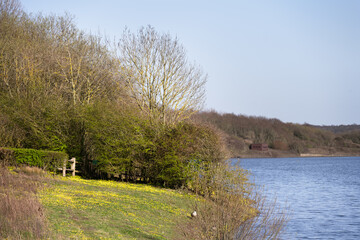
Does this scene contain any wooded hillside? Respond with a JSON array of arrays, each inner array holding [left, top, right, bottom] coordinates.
[[194, 111, 360, 157]]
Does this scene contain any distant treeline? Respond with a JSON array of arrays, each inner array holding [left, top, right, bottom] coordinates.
[[314, 124, 360, 134], [194, 111, 360, 155]]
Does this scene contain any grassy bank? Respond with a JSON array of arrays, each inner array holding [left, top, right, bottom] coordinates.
[[0, 167, 48, 239], [40, 176, 194, 239], [1, 166, 287, 239], [0, 167, 195, 239]]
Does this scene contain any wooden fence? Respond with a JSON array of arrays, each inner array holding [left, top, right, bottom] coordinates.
[[58, 157, 77, 176]]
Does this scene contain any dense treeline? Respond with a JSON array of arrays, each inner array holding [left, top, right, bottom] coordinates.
[[315, 124, 360, 134], [315, 125, 360, 147], [194, 111, 360, 155], [0, 0, 221, 188]]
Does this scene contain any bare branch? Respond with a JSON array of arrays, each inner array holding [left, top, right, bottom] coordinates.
[[118, 26, 207, 125]]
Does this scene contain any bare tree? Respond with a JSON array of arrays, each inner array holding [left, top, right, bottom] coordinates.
[[0, 0, 21, 18], [52, 15, 120, 105], [0, 6, 121, 105], [118, 26, 207, 125]]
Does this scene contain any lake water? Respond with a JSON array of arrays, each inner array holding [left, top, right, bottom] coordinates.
[[235, 157, 360, 240]]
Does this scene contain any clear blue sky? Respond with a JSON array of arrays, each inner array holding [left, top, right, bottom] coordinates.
[[21, 0, 360, 125]]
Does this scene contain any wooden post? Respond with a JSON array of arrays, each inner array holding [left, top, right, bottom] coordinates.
[[69, 158, 76, 176], [58, 157, 77, 177], [62, 160, 66, 177]]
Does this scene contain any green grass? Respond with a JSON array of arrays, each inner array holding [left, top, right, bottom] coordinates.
[[39, 176, 195, 239]]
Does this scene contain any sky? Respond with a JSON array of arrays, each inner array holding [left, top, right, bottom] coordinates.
[[21, 0, 360, 126]]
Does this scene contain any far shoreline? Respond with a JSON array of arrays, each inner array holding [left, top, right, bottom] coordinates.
[[233, 148, 360, 159]]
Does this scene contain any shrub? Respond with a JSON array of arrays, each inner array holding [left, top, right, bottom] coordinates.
[[0, 148, 16, 166], [145, 122, 229, 188], [81, 101, 143, 178], [288, 142, 306, 154], [81, 101, 229, 188], [293, 129, 305, 140], [0, 147, 68, 171], [179, 161, 287, 239], [12, 148, 44, 167]]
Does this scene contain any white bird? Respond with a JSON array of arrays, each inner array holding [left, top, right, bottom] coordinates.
[[191, 210, 197, 217]]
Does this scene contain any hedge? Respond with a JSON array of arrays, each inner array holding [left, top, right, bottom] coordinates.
[[0, 147, 68, 171]]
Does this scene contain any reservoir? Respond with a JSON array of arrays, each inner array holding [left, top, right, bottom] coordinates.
[[236, 157, 360, 239]]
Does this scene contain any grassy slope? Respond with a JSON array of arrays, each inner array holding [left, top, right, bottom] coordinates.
[[39, 176, 194, 240]]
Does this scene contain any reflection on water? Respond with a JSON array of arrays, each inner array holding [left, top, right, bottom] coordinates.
[[235, 157, 360, 240]]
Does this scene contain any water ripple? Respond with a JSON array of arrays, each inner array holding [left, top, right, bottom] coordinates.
[[236, 157, 360, 240]]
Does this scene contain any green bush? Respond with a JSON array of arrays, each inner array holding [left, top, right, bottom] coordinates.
[[12, 148, 44, 167], [145, 122, 229, 188], [0, 147, 68, 171], [81, 101, 142, 178], [79, 101, 229, 188]]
